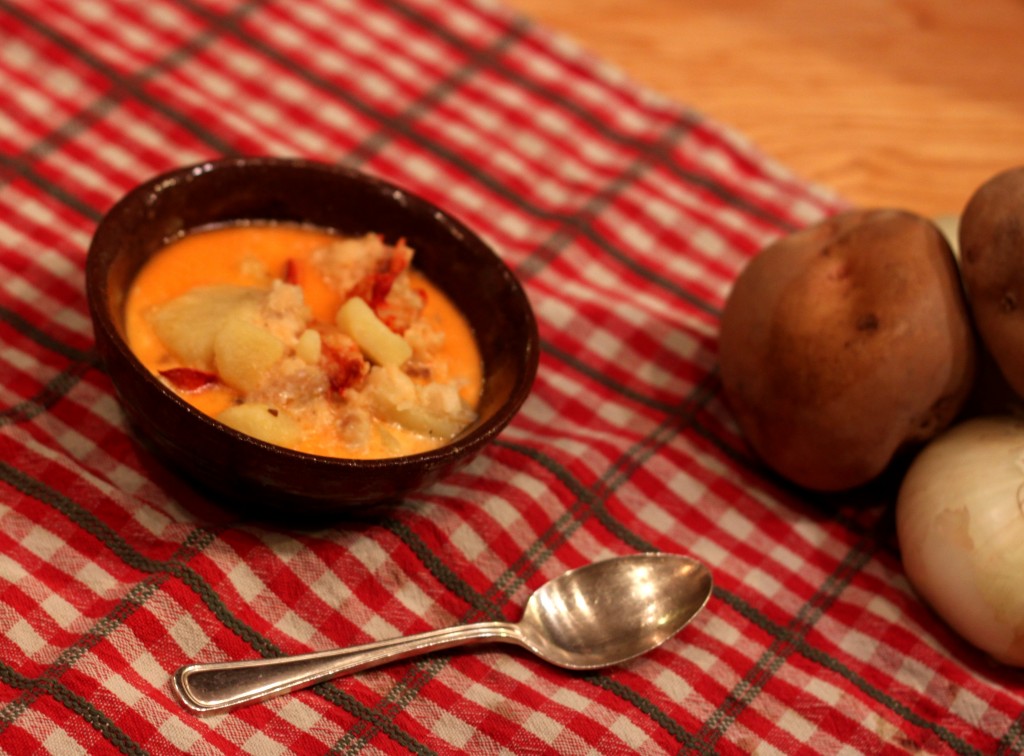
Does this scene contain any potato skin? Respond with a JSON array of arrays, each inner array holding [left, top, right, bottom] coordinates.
[[719, 209, 976, 491], [960, 166, 1024, 399]]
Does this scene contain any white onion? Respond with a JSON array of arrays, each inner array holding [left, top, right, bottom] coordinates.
[[896, 415, 1024, 666]]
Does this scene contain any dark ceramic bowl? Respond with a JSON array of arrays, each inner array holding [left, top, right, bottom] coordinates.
[[87, 157, 538, 518]]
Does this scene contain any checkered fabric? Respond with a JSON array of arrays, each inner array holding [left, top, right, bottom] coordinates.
[[1, 0, 1022, 753]]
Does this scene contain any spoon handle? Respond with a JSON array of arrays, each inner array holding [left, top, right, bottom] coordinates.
[[173, 621, 520, 714]]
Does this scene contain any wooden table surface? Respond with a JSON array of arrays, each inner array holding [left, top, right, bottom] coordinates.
[[506, 0, 1024, 219]]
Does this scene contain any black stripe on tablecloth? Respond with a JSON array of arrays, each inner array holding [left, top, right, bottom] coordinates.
[[0, 464, 214, 749], [0, 306, 98, 365], [698, 540, 879, 749], [0, 362, 92, 427], [0, 662, 147, 756], [0, 155, 103, 222], [589, 674, 717, 756], [0, 0, 241, 158], [11, 0, 265, 166], [710, 583, 995, 756], [999, 721, 1024, 756]]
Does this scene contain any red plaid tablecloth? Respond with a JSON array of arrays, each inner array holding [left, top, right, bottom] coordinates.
[[2, 0, 1022, 753]]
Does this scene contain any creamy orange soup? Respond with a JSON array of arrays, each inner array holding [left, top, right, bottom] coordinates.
[[125, 223, 482, 459]]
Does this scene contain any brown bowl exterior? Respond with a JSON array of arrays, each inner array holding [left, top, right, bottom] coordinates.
[[86, 157, 538, 518]]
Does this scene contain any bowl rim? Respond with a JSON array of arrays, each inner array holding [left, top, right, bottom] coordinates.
[[87, 155, 540, 479]]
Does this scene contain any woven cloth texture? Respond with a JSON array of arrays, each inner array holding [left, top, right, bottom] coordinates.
[[2, 0, 1022, 754]]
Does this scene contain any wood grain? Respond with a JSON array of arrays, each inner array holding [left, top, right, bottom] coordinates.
[[506, 0, 1024, 217]]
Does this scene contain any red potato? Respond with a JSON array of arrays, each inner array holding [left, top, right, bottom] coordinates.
[[719, 209, 976, 492], [960, 166, 1024, 400]]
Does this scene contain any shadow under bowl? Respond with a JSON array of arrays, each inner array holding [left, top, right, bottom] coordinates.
[[86, 156, 539, 519]]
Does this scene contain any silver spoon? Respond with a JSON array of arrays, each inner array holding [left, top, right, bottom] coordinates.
[[173, 552, 712, 714]]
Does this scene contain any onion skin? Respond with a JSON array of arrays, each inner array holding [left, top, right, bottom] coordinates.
[[896, 416, 1024, 666]]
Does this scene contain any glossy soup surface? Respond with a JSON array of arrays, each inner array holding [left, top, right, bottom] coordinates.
[[125, 223, 483, 458]]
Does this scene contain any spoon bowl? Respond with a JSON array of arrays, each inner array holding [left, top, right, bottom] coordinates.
[[173, 553, 712, 714], [517, 552, 712, 669]]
